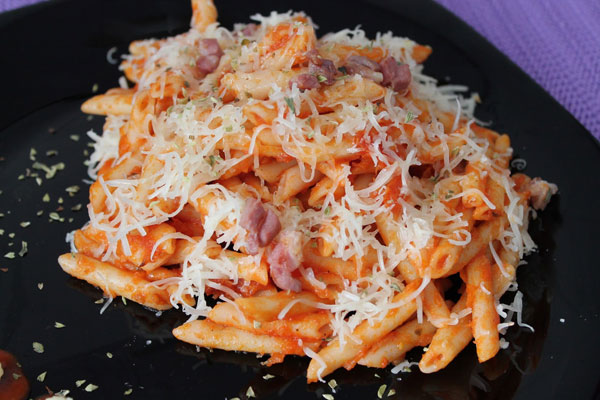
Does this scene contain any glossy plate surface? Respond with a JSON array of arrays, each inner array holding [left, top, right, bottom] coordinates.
[[0, 0, 599, 398]]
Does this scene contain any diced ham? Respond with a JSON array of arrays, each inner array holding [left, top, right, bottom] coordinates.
[[347, 55, 381, 71], [527, 178, 558, 210], [307, 52, 336, 86], [289, 73, 320, 91], [259, 210, 281, 247], [196, 38, 224, 75], [240, 198, 266, 234], [304, 49, 321, 65], [380, 56, 412, 92], [289, 50, 340, 90], [344, 55, 383, 83], [241, 23, 257, 37], [267, 231, 303, 292], [240, 198, 281, 254]]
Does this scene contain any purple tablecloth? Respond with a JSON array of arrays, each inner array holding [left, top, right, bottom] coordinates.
[[2, 0, 599, 140]]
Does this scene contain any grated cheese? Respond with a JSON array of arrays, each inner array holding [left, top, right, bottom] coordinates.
[[72, 9, 552, 367]]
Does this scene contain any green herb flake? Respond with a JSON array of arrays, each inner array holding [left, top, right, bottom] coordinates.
[[32, 341, 44, 353], [8, 233, 15, 238], [92, 83, 99, 93], [317, 74, 327, 83], [0, 229, 3, 235], [253, 321, 262, 329], [124, 388, 133, 395], [545, 189, 553, 204], [445, 190, 455, 200], [390, 283, 402, 292], [32, 161, 65, 179], [328, 379, 338, 390], [35, 177, 42, 186], [37, 371, 47, 382], [71, 203, 83, 211], [49, 212, 61, 221], [207, 155, 222, 167], [12, 373, 21, 380], [405, 111, 414, 123], [19, 241, 28, 257], [4, 252, 15, 259], [42, 193, 50, 202], [106, 352, 113, 359], [20, 221, 30, 228], [46, 150, 58, 157], [306, 131, 314, 139], [70, 134, 80, 142], [246, 386, 256, 398], [323, 395, 334, 400], [310, 241, 318, 248], [225, 126, 233, 132], [37, 210, 43, 216], [388, 389, 396, 397], [121, 297, 127, 305], [76, 379, 86, 387], [58, 197, 64, 204], [262, 374, 275, 380], [54, 322, 65, 328], [29, 148, 37, 161], [323, 206, 331, 215], [284, 97, 296, 114], [84, 383, 99, 392], [377, 384, 387, 399], [65, 185, 80, 195], [18, 174, 25, 180]]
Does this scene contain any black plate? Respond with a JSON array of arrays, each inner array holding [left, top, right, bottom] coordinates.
[[1, 0, 599, 399]]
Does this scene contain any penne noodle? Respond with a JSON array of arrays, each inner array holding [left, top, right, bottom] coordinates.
[[208, 302, 331, 340], [173, 319, 320, 356], [465, 254, 500, 363], [306, 279, 422, 382], [60, 0, 556, 385], [358, 317, 436, 368], [81, 89, 134, 116], [419, 294, 472, 373], [58, 253, 172, 310]]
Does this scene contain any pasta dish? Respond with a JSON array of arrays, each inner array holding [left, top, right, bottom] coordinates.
[[58, 0, 557, 382]]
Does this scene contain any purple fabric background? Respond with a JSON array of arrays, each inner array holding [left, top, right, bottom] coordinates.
[[1, 0, 599, 139]]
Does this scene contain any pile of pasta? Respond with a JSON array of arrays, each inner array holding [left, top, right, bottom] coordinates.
[[58, 0, 557, 382]]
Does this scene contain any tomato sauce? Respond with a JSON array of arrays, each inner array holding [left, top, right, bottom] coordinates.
[[0, 350, 29, 400]]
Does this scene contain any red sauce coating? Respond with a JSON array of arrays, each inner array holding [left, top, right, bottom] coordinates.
[[0, 350, 29, 400]]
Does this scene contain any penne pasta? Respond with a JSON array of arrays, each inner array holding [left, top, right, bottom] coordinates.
[[58, 0, 557, 385], [358, 317, 436, 368], [58, 253, 172, 310]]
